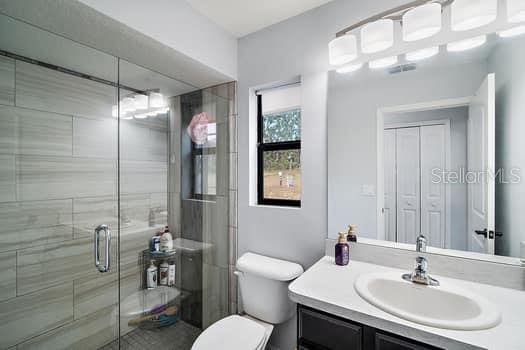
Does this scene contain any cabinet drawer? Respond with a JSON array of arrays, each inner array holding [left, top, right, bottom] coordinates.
[[374, 332, 442, 350], [298, 306, 362, 350], [298, 338, 331, 350]]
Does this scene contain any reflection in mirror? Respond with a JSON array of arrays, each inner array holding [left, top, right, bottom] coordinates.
[[328, 33, 525, 261]]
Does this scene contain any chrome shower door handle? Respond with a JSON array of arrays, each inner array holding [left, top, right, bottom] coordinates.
[[94, 224, 111, 273]]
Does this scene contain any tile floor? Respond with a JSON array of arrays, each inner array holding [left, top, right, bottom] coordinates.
[[100, 321, 201, 350]]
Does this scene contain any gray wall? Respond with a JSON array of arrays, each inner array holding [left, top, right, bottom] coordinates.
[[488, 36, 525, 257], [76, 0, 238, 79], [0, 0, 233, 87], [237, 1, 411, 349]]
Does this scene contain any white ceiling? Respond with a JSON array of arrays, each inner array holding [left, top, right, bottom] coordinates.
[[185, 0, 334, 37]]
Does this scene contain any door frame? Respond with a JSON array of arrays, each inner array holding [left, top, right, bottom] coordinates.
[[376, 97, 471, 246]]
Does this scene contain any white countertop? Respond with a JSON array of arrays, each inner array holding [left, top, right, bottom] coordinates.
[[289, 256, 525, 350]]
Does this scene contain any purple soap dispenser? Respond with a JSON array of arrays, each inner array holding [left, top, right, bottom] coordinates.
[[335, 232, 349, 266]]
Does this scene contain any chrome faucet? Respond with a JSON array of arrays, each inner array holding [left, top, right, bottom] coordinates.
[[402, 235, 439, 286]]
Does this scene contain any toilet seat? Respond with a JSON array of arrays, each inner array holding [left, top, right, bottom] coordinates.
[[191, 315, 267, 350]]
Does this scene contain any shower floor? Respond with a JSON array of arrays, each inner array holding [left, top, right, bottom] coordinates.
[[100, 321, 201, 350]]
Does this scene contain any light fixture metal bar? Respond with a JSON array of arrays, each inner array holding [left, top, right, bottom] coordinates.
[[335, 0, 454, 37]]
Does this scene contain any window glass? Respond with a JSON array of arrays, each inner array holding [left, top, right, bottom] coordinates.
[[262, 149, 301, 201], [262, 108, 301, 143]]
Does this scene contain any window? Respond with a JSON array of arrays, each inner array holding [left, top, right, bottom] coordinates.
[[257, 84, 301, 206]]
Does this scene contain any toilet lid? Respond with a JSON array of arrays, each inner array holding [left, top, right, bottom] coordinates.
[[192, 315, 266, 350]]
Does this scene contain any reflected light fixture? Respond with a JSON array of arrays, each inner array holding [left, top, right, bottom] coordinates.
[[111, 105, 118, 118], [156, 108, 170, 115], [498, 25, 525, 38], [134, 113, 148, 119], [134, 94, 149, 110], [369, 56, 398, 69], [361, 19, 394, 53], [336, 62, 363, 74], [329, 34, 358, 66], [447, 35, 487, 52], [149, 92, 166, 108], [406, 46, 440, 61], [403, 3, 442, 41], [451, 0, 497, 31], [121, 97, 136, 113], [507, 0, 525, 23]]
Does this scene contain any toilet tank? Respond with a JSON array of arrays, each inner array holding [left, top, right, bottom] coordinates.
[[236, 253, 304, 324]]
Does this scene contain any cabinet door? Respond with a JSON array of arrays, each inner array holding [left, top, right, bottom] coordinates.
[[375, 332, 441, 350], [298, 306, 362, 350]]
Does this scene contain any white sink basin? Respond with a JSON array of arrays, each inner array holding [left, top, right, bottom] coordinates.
[[354, 272, 501, 330]]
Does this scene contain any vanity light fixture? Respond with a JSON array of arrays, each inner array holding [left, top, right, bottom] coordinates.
[[369, 56, 398, 69], [451, 0, 498, 31], [361, 19, 394, 54], [402, 3, 442, 41], [507, 0, 525, 23], [447, 35, 487, 52], [329, 34, 358, 66], [406, 46, 440, 61], [498, 25, 525, 38], [336, 62, 364, 74]]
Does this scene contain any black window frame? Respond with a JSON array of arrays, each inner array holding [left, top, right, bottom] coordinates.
[[257, 93, 301, 207]]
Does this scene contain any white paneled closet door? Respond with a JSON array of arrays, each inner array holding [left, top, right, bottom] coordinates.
[[421, 125, 446, 248], [384, 129, 397, 242], [395, 127, 421, 244]]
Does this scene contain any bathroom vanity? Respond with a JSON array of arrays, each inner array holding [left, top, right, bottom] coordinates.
[[289, 257, 525, 350], [298, 305, 441, 350]]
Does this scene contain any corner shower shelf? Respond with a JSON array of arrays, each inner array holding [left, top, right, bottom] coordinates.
[[145, 249, 177, 259]]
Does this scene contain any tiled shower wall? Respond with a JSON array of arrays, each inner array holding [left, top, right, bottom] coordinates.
[[227, 84, 239, 315], [0, 55, 169, 349], [170, 82, 238, 329]]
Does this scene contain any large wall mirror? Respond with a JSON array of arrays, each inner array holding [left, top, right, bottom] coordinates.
[[327, 32, 525, 264]]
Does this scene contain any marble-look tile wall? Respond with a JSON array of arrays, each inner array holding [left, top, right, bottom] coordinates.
[[171, 82, 237, 329], [227, 84, 239, 315], [0, 55, 169, 349]]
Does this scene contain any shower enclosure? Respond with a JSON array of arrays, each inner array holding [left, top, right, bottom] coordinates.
[[0, 13, 236, 350]]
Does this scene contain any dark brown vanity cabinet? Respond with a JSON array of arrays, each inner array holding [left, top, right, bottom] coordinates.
[[298, 305, 443, 350]]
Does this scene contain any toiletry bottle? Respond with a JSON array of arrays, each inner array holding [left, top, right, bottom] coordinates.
[[168, 260, 176, 287], [335, 232, 349, 266], [160, 226, 173, 252], [347, 225, 357, 242], [146, 260, 158, 289], [150, 231, 161, 252], [159, 260, 169, 286]]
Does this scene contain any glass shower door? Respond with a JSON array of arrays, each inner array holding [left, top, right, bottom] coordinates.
[[0, 13, 120, 349]]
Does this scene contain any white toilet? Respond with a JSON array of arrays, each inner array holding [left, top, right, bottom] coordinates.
[[191, 252, 304, 350]]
